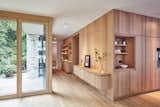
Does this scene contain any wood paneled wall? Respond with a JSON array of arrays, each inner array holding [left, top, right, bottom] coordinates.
[[113, 10, 160, 100], [114, 10, 146, 36], [74, 9, 160, 100], [79, 11, 114, 74]]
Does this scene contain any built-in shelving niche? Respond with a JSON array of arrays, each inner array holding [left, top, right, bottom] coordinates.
[[114, 36, 135, 69]]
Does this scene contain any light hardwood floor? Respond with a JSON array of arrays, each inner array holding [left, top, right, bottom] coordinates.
[[0, 71, 160, 107]]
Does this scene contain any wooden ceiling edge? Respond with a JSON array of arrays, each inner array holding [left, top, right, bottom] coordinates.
[[0, 10, 54, 22]]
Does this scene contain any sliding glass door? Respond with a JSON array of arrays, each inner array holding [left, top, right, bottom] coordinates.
[[0, 11, 52, 99], [21, 22, 47, 93], [0, 20, 17, 96]]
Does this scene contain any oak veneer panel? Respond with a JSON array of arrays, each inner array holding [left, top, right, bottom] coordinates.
[[87, 22, 97, 68], [146, 17, 160, 37], [77, 9, 160, 100], [145, 37, 153, 91], [114, 10, 130, 35], [0, 10, 53, 23], [114, 10, 146, 36], [134, 36, 145, 93], [113, 69, 131, 99], [78, 12, 113, 73], [145, 37, 160, 91], [106, 11, 114, 74], [95, 16, 108, 70], [129, 14, 146, 36], [150, 38, 160, 90], [79, 28, 88, 65]]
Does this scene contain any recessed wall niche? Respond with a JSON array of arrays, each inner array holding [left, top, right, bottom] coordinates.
[[114, 36, 135, 69]]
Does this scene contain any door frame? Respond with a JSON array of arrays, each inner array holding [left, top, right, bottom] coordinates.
[[0, 10, 53, 100]]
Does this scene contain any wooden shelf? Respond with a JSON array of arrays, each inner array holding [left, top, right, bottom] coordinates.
[[114, 36, 135, 69], [115, 53, 128, 55], [62, 49, 68, 51], [115, 44, 127, 47], [61, 53, 68, 55]]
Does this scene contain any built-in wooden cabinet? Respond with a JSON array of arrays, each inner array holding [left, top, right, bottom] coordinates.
[[129, 14, 146, 36], [114, 10, 130, 35], [114, 36, 135, 69], [146, 17, 160, 37], [61, 35, 80, 73], [74, 65, 112, 99], [145, 37, 160, 91], [113, 69, 132, 99], [114, 10, 146, 36], [133, 36, 145, 93], [76, 9, 160, 100]]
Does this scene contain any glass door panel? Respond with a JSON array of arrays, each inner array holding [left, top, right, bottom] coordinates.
[[22, 22, 46, 93], [0, 20, 17, 96]]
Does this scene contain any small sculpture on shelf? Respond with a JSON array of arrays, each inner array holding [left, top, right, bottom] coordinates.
[[94, 48, 107, 73]]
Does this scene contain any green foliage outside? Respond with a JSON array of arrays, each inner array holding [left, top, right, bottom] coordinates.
[[0, 20, 26, 75]]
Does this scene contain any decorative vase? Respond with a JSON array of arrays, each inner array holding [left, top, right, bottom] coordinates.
[[99, 60, 105, 74]]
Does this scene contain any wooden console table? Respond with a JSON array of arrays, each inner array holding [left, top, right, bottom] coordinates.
[[73, 65, 112, 99]]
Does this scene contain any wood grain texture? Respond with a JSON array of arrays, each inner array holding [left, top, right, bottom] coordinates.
[[1, 71, 160, 107], [113, 10, 160, 100], [114, 10, 146, 36], [145, 37, 160, 91], [0, 10, 53, 23], [146, 17, 160, 37], [79, 12, 114, 74], [53, 71, 160, 107], [70, 9, 160, 100]]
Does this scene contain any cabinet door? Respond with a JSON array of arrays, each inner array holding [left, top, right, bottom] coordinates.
[[113, 69, 131, 99], [145, 37, 160, 91], [129, 14, 146, 36], [114, 10, 130, 35], [146, 17, 160, 37], [150, 38, 160, 90], [130, 36, 145, 94], [145, 37, 153, 91]]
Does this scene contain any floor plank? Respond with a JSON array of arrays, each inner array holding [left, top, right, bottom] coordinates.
[[0, 71, 160, 107]]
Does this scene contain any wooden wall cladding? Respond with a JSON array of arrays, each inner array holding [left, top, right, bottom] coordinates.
[[113, 10, 160, 100], [146, 17, 160, 37], [79, 27, 88, 65], [114, 10, 146, 36], [113, 36, 160, 100], [77, 9, 160, 100], [113, 69, 131, 99], [79, 13, 113, 73], [113, 36, 145, 99], [145, 37, 160, 91]]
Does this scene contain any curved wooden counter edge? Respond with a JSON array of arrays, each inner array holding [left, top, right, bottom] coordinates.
[[74, 65, 112, 76]]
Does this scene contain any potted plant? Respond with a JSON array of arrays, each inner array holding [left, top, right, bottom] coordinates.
[[3, 68, 14, 77], [2, 65, 16, 77]]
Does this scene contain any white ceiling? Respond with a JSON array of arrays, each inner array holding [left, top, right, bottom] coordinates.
[[0, 0, 160, 39]]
